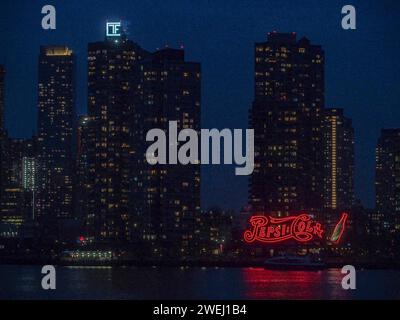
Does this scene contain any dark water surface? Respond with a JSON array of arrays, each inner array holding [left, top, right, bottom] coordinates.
[[1, 265, 399, 299]]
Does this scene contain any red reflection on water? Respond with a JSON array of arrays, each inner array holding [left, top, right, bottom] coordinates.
[[242, 268, 347, 300]]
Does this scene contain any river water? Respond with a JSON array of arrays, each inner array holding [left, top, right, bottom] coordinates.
[[0, 265, 399, 299]]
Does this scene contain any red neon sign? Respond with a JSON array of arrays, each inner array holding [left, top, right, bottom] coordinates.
[[244, 214, 324, 244], [243, 212, 348, 244]]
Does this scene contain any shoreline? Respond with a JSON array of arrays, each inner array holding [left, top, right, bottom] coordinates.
[[1, 259, 400, 270]]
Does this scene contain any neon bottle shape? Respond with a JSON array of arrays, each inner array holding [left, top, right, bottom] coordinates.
[[330, 213, 348, 244]]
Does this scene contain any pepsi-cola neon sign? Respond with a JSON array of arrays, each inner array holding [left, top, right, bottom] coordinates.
[[244, 212, 348, 244]]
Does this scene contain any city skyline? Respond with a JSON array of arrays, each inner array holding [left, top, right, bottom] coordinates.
[[2, 1, 400, 304], [1, 32, 360, 215], [1, 1, 400, 212], [0, 35, 393, 214], [0, 28, 397, 240]]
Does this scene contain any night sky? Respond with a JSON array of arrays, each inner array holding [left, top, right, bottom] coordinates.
[[0, 0, 399, 211]]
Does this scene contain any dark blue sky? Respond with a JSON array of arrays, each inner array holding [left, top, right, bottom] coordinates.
[[1, 0, 399, 211]]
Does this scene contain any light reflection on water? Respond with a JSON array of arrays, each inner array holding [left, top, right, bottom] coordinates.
[[242, 268, 348, 299], [0, 265, 399, 300]]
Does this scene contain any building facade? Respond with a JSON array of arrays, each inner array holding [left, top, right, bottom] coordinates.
[[249, 32, 325, 217], [36, 46, 75, 222], [0, 65, 5, 135], [322, 108, 355, 232], [375, 129, 400, 236], [85, 33, 148, 243], [75, 115, 92, 226], [0, 66, 6, 209], [135, 48, 201, 257], [0, 138, 36, 238]]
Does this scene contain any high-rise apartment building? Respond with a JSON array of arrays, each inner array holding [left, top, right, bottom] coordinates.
[[0, 65, 6, 209], [322, 108, 355, 211], [375, 129, 400, 236], [75, 115, 93, 225], [36, 46, 75, 221], [0, 65, 5, 134], [250, 32, 324, 217], [135, 48, 201, 256], [85, 32, 148, 243]]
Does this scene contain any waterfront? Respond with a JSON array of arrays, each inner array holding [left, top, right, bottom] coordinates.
[[0, 265, 400, 300]]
